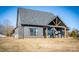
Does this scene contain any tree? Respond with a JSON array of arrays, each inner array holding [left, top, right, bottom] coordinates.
[[70, 28, 78, 39], [3, 19, 14, 36]]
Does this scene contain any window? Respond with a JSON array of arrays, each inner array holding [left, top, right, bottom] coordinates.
[[30, 28, 37, 36]]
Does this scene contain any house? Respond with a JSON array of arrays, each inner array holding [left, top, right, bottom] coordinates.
[[13, 8, 69, 39]]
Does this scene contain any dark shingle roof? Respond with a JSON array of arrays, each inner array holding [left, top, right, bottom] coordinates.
[[18, 8, 56, 26]]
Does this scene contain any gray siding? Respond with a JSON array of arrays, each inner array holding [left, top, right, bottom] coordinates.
[[18, 26, 24, 39], [18, 26, 44, 38], [24, 27, 44, 38]]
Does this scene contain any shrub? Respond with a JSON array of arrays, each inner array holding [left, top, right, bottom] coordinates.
[[70, 31, 77, 39]]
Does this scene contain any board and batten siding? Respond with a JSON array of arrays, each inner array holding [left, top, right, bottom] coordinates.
[[24, 27, 44, 38]]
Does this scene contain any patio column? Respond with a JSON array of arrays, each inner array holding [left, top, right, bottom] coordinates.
[[45, 27, 48, 38], [64, 27, 67, 38]]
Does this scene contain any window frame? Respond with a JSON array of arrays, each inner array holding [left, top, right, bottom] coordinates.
[[30, 28, 37, 36]]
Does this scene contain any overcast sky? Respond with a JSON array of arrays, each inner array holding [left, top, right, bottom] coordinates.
[[0, 6, 79, 31]]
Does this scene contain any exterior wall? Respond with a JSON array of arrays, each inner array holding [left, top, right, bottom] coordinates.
[[14, 26, 65, 39], [17, 26, 44, 39], [23, 26, 44, 38], [18, 26, 24, 39]]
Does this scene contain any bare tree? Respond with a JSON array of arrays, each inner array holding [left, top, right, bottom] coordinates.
[[3, 19, 14, 37]]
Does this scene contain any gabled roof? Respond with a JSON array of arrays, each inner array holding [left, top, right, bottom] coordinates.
[[17, 8, 68, 28], [18, 8, 56, 26]]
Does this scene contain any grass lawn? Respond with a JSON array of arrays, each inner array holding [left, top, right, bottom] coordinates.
[[0, 37, 79, 52]]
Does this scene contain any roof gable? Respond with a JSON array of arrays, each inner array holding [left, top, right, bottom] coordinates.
[[48, 16, 67, 27]]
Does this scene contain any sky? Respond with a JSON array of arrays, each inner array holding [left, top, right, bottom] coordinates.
[[0, 6, 79, 31]]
